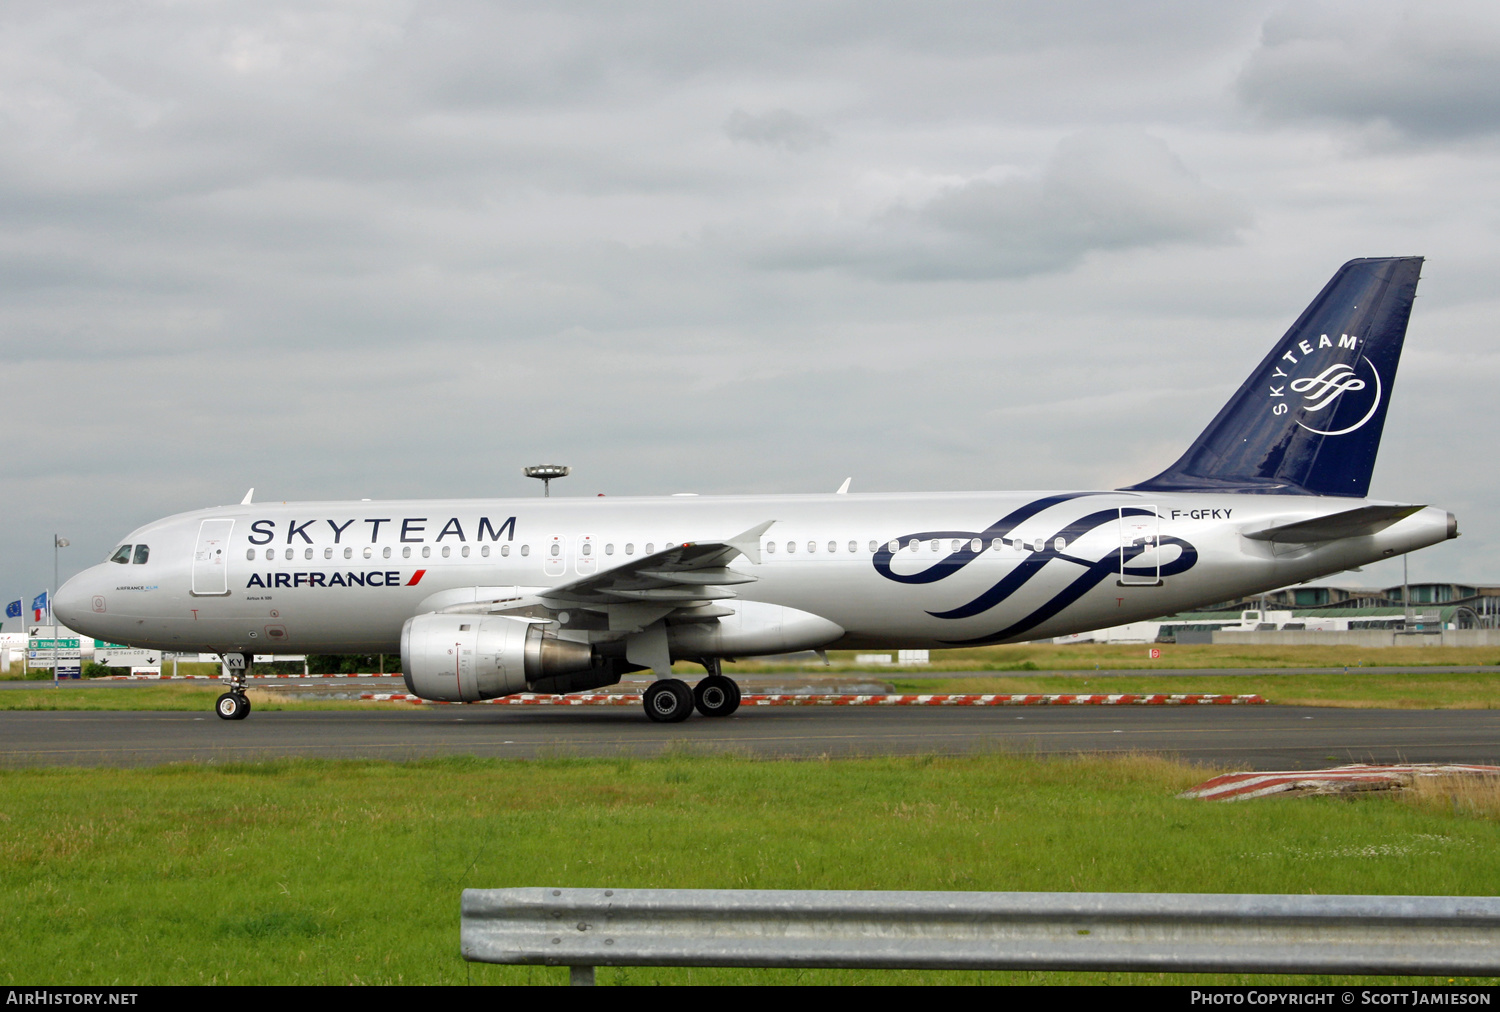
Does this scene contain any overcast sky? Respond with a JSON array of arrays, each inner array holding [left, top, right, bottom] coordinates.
[[5, 0, 1499, 612]]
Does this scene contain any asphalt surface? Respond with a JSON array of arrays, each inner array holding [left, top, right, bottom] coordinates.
[[2, 704, 1496, 770]]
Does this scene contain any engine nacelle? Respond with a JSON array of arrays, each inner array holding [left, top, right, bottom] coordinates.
[[401, 613, 598, 702]]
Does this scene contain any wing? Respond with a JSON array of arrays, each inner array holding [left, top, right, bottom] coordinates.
[[539, 520, 775, 607]]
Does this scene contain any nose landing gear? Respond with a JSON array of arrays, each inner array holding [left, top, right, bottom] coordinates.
[[214, 652, 253, 721], [215, 691, 251, 720]]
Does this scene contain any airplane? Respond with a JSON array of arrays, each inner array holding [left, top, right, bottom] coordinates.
[[54, 256, 1455, 723]]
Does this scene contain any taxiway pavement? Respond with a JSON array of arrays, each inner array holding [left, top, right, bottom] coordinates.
[[2, 704, 1495, 770]]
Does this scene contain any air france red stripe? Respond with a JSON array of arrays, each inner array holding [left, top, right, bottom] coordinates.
[[407, 570, 426, 586]]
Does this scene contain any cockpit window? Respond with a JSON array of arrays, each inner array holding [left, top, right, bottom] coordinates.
[[132, 545, 150, 565], [109, 545, 132, 564]]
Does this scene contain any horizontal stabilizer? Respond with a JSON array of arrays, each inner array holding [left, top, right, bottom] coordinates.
[[1242, 504, 1424, 544]]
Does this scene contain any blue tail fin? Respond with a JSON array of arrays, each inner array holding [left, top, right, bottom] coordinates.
[[1126, 256, 1422, 498]]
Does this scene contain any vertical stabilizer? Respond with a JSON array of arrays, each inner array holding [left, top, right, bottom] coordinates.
[[1126, 256, 1422, 498]]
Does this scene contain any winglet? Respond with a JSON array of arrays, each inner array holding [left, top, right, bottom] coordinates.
[[835, 477, 852, 494], [725, 520, 776, 565], [241, 488, 254, 505]]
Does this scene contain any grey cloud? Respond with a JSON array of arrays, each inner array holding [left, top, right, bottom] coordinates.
[[756, 129, 1247, 280], [725, 108, 830, 152], [1238, 1, 1500, 139]]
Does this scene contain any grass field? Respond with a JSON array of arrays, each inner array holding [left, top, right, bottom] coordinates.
[[729, 643, 1500, 672], [888, 672, 1500, 709], [3, 667, 1497, 710], [0, 753, 1496, 986]]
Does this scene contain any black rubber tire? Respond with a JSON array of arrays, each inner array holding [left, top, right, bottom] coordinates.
[[694, 675, 740, 717], [215, 692, 247, 721], [644, 679, 694, 723]]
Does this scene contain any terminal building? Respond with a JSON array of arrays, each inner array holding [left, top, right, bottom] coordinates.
[[1054, 583, 1500, 645]]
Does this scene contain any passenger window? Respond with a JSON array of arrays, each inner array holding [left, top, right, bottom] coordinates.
[[786, 542, 796, 554], [363, 547, 373, 559], [888, 541, 899, 552], [501, 545, 510, 557], [245, 549, 256, 561], [991, 539, 1002, 551], [625, 543, 634, 555], [402, 546, 411, 559], [304, 548, 313, 560], [461, 545, 470, 558], [520, 545, 530, 556], [828, 541, 837, 553], [848, 541, 857, 553], [930, 540, 940, 553], [549, 543, 560, 557], [133, 545, 150, 565], [384, 546, 393, 559], [324, 548, 333, 560], [970, 539, 981, 552], [266, 548, 277, 561], [808, 541, 817, 553], [344, 547, 353, 560], [110, 545, 132, 564], [422, 546, 431, 558], [442, 546, 451, 558], [909, 540, 920, 552], [645, 543, 654, 554], [605, 544, 614, 555], [581, 543, 591, 556], [765, 541, 776, 554], [481, 545, 490, 558], [1054, 537, 1066, 551]]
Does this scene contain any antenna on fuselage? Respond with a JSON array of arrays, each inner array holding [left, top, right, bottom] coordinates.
[[523, 465, 571, 497]]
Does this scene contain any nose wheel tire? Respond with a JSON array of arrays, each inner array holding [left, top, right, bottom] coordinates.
[[694, 675, 741, 717], [643, 679, 694, 723], [215, 692, 250, 721]]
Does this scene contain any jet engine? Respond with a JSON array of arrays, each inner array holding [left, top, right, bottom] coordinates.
[[401, 613, 600, 702]]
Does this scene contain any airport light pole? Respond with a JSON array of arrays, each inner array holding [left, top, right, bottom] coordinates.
[[523, 465, 571, 497], [52, 535, 68, 688]]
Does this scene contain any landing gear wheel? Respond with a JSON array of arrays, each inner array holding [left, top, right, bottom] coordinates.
[[694, 675, 741, 717], [215, 692, 250, 721], [643, 679, 694, 723]]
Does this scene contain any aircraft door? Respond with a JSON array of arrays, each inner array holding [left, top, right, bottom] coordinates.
[[544, 536, 566, 577], [1118, 508, 1161, 586], [575, 534, 596, 575], [191, 519, 234, 596]]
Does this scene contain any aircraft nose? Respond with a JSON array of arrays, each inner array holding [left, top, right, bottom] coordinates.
[[53, 573, 94, 629]]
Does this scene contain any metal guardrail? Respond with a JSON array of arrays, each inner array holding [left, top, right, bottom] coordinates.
[[461, 887, 1500, 985]]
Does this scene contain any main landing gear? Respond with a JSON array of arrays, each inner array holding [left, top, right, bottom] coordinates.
[[215, 651, 252, 721], [642, 663, 742, 723]]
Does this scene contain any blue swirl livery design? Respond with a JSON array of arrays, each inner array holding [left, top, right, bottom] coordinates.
[[874, 493, 1199, 645]]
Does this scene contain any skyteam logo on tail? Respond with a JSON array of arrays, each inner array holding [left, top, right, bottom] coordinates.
[[1268, 333, 1383, 436]]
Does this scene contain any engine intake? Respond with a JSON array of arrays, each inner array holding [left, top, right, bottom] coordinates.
[[401, 613, 598, 702]]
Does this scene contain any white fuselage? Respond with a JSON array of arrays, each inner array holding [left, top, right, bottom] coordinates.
[[56, 489, 1453, 656]]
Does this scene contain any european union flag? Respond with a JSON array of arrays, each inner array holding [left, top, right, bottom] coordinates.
[[4, 600, 19, 619]]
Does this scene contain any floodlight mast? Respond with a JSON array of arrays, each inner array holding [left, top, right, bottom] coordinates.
[[523, 465, 571, 497]]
